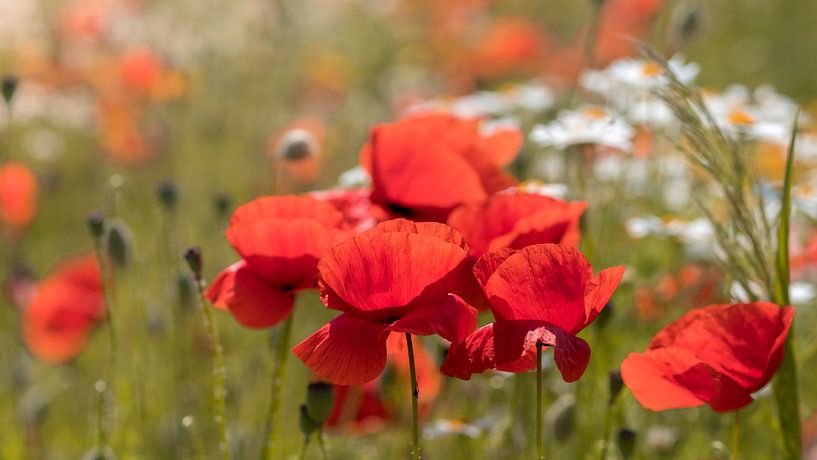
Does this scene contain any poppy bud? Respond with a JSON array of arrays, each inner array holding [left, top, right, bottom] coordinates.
[[276, 129, 319, 162], [546, 394, 575, 441], [299, 404, 320, 436], [184, 247, 203, 281], [608, 369, 623, 404], [618, 428, 636, 459], [213, 193, 231, 220], [86, 211, 105, 240], [2, 74, 19, 105], [105, 219, 132, 268], [157, 181, 178, 211], [305, 382, 334, 424], [679, 8, 702, 45]]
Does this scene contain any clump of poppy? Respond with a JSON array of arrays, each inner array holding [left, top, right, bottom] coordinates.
[[0, 161, 38, 230]]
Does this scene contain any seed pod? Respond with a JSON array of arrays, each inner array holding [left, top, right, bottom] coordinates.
[[105, 219, 132, 268], [184, 247, 203, 281], [86, 211, 105, 240], [299, 404, 320, 436], [2, 74, 19, 104], [276, 129, 319, 162], [213, 193, 231, 221], [156, 181, 178, 211], [618, 428, 636, 459], [608, 369, 624, 404], [305, 382, 334, 424]]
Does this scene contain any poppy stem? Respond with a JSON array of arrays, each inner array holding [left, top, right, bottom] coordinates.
[[317, 428, 328, 460], [297, 435, 310, 460], [731, 411, 740, 460], [192, 278, 232, 460], [536, 342, 544, 460], [262, 310, 296, 460], [405, 332, 421, 460], [91, 238, 117, 451]]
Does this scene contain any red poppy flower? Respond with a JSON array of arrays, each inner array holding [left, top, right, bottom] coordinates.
[[621, 302, 794, 412], [441, 244, 624, 382], [207, 195, 350, 328], [0, 161, 38, 229], [23, 255, 105, 364], [360, 113, 519, 222], [448, 192, 586, 258], [293, 219, 478, 385], [467, 18, 546, 80], [309, 188, 389, 234]]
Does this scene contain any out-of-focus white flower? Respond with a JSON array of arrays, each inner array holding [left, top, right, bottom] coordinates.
[[337, 166, 371, 188], [790, 281, 816, 305], [407, 82, 555, 118], [512, 180, 569, 199], [703, 84, 803, 145], [423, 419, 483, 439], [530, 107, 634, 151], [581, 55, 699, 96], [506, 82, 555, 112], [626, 216, 664, 239]]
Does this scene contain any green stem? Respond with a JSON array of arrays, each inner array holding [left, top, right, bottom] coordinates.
[[731, 411, 740, 460], [297, 435, 310, 460], [317, 429, 328, 460], [193, 280, 232, 460], [91, 241, 117, 450], [583, 1, 602, 70], [536, 342, 544, 460], [599, 402, 613, 460], [262, 311, 296, 459], [406, 333, 421, 460]]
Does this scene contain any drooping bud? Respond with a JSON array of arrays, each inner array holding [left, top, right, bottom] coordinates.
[[608, 369, 624, 404], [183, 247, 203, 281], [213, 193, 231, 221], [305, 382, 334, 424], [105, 219, 132, 268], [2, 74, 19, 105], [276, 129, 319, 162], [618, 428, 636, 459], [176, 272, 194, 309], [156, 181, 178, 211], [299, 404, 320, 436], [86, 211, 105, 240]]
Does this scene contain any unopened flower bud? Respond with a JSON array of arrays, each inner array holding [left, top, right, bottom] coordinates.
[[184, 247, 203, 281], [305, 382, 334, 424], [157, 181, 178, 211], [299, 404, 320, 436], [213, 193, 231, 220], [618, 428, 636, 459], [86, 211, 105, 240], [609, 369, 624, 404], [276, 129, 319, 162], [2, 74, 19, 104], [105, 219, 132, 268], [679, 8, 703, 45]]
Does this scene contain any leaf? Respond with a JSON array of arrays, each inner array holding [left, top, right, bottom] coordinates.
[[771, 111, 801, 460]]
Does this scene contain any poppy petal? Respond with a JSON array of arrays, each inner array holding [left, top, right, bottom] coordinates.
[[583, 266, 625, 326], [621, 348, 708, 411], [207, 261, 295, 329], [318, 228, 468, 321], [483, 128, 522, 166], [472, 247, 517, 289], [292, 314, 389, 385], [483, 244, 591, 330], [648, 302, 794, 391], [492, 319, 591, 382], [387, 294, 478, 343], [440, 324, 497, 380]]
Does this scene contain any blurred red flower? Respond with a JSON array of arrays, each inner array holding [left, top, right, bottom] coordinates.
[[309, 188, 389, 234], [466, 18, 546, 80], [448, 192, 586, 258], [594, 0, 666, 65], [293, 219, 478, 385], [207, 195, 350, 328], [442, 244, 624, 382], [0, 161, 38, 230], [361, 113, 519, 222], [621, 302, 794, 412], [23, 254, 105, 364]]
